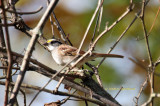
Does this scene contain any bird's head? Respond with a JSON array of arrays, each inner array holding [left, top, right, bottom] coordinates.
[[43, 39, 62, 51]]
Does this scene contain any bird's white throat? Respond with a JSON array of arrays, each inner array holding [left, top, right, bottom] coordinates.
[[48, 45, 56, 51]]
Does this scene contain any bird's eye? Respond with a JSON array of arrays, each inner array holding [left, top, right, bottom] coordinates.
[[51, 41, 54, 44], [50, 40, 62, 45]]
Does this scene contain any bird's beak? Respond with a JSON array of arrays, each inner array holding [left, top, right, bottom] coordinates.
[[43, 42, 48, 46]]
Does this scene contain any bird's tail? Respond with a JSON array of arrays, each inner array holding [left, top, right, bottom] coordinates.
[[92, 53, 124, 58], [75, 53, 123, 67]]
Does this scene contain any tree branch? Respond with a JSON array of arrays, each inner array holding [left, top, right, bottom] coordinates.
[[1, 0, 13, 105], [8, 0, 59, 105]]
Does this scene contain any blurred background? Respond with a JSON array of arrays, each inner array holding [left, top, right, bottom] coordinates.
[[0, 0, 160, 105]]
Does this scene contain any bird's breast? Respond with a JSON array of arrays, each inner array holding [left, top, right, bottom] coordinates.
[[51, 50, 65, 66]]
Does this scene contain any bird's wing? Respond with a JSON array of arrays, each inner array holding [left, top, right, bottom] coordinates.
[[58, 44, 123, 58], [58, 44, 79, 56]]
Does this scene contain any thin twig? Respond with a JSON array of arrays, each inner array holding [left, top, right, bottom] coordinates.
[[94, 68, 103, 88], [0, 16, 8, 91], [87, 3, 104, 87], [141, 93, 160, 106], [147, 6, 160, 37], [140, 0, 154, 105], [6, 6, 43, 15], [52, 12, 72, 45], [97, 6, 103, 34], [84, 90, 89, 106], [1, 0, 13, 105], [55, 69, 70, 92], [155, 56, 160, 67], [114, 87, 123, 99], [47, 0, 54, 37], [77, 0, 104, 54], [141, 0, 153, 89], [91, 3, 102, 43], [0, 69, 18, 79], [134, 75, 148, 105], [47, 0, 72, 45], [20, 89, 26, 106], [60, 90, 77, 105]]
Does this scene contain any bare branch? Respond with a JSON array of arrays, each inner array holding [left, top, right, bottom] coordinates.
[[91, 2, 103, 43], [60, 90, 77, 105], [19, 89, 26, 106], [6, 6, 43, 15], [134, 77, 148, 105], [140, 0, 154, 105], [0, 81, 105, 106], [77, 0, 104, 53], [141, 93, 160, 106], [47, 0, 55, 37], [1, 0, 13, 105], [114, 87, 123, 99], [147, 6, 160, 37], [52, 12, 72, 46], [8, 0, 59, 105]]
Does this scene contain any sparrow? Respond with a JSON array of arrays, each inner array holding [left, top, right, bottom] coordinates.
[[44, 39, 124, 68]]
